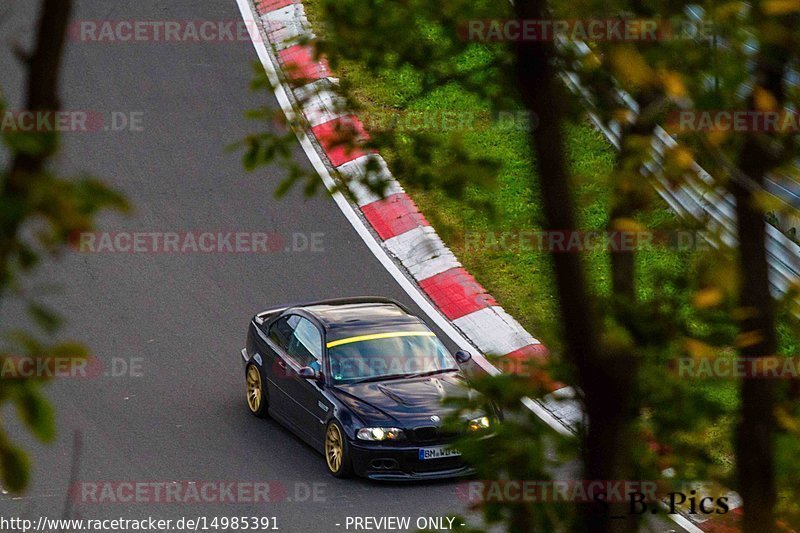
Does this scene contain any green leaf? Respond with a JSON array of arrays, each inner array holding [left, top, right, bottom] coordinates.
[[0, 440, 30, 494], [243, 139, 260, 171], [3, 330, 43, 355], [14, 388, 56, 443], [28, 303, 62, 334], [275, 167, 303, 198], [50, 342, 90, 359]]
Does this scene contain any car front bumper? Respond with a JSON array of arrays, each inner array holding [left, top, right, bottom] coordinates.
[[349, 440, 475, 481]]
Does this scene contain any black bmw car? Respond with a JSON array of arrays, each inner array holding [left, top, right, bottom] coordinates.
[[239, 297, 492, 480]]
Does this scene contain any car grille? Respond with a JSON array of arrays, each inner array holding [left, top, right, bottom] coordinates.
[[412, 426, 438, 442], [410, 425, 459, 443]]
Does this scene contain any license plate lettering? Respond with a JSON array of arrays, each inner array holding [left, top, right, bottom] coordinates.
[[419, 446, 461, 460]]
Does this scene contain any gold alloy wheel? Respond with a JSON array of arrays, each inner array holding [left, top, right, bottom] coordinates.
[[246, 365, 262, 413], [325, 423, 344, 473]]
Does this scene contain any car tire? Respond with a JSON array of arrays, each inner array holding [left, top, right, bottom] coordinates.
[[245, 363, 269, 418], [324, 420, 353, 478]]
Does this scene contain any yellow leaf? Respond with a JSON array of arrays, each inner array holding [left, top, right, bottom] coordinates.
[[671, 146, 695, 169], [660, 70, 687, 99], [754, 87, 778, 112], [612, 108, 635, 124], [581, 51, 602, 71], [763, 0, 800, 15], [706, 128, 730, 147], [611, 48, 654, 89], [611, 218, 646, 233], [735, 330, 765, 348], [685, 338, 718, 359], [694, 288, 724, 309], [775, 406, 800, 433], [718, 2, 747, 19]]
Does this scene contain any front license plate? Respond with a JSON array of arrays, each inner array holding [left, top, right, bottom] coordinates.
[[418, 446, 461, 460]]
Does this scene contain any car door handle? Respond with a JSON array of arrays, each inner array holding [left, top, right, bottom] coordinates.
[[276, 359, 286, 369]]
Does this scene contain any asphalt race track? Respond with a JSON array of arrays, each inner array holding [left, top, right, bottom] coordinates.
[[0, 1, 476, 531]]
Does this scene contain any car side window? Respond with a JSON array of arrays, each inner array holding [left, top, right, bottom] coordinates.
[[286, 318, 322, 368], [268, 315, 297, 350]]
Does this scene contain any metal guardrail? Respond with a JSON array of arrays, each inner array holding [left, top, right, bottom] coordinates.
[[768, 178, 800, 235], [557, 41, 800, 310], [648, 127, 800, 299], [682, 3, 800, 234]]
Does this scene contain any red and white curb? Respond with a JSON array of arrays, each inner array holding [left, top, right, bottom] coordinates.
[[237, 0, 580, 431], [235, 1, 735, 530]]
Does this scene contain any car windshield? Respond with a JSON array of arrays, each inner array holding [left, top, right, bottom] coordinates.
[[327, 332, 458, 384]]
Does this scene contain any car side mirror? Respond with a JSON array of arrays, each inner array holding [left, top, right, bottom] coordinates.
[[298, 366, 321, 380], [455, 350, 472, 364]]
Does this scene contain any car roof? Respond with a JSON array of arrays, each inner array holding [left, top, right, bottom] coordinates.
[[302, 302, 429, 342]]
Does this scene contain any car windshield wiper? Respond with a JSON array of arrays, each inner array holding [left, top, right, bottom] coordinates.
[[348, 373, 416, 384], [406, 368, 460, 379]]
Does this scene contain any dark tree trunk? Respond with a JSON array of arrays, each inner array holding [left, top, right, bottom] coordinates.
[[10, 0, 73, 178], [732, 12, 795, 531], [512, 1, 636, 531], [733, 76, 782, 533], [1, 0, 72, 289]]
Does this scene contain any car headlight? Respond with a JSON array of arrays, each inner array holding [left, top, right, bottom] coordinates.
[[356, 427, 404, 441], [467, 416, 491, 431]]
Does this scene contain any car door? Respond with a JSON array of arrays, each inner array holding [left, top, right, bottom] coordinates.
[[282, 317, 329, 446], [253, 314, 296, 418]]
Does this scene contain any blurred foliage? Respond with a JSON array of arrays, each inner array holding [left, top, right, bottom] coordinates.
[[0, 66, 128, 494], [241, 0, 800, 529], [555, 1, 800, 527]]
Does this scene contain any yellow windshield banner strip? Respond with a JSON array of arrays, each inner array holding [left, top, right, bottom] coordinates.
[[326, 331, 436, 349]]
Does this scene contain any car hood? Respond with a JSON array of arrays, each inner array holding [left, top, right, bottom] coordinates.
[[332, 372, 474, 425]]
